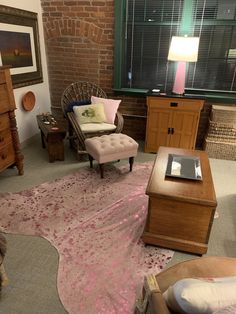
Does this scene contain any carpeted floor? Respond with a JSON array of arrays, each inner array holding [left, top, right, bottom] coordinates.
[[0, 135, 236, 313], [0, 162, 173, 313]]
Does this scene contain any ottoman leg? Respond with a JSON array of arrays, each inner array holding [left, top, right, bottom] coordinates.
[[129, 157, 134, 172], [99, 164, 104, 178], [88, 155, 93, 168]]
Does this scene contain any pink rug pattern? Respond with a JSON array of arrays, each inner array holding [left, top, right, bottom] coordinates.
[[0, 162, 174, 314]]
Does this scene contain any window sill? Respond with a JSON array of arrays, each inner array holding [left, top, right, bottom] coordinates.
[[114, 88, 236, 103], [113, 88, 149, 96]]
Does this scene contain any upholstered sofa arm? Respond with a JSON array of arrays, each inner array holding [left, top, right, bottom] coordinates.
[[136, 256, 236, 314]]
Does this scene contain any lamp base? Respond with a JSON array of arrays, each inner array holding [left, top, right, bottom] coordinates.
[[172, 61, 186, 95], [171, 91, 185, 96]]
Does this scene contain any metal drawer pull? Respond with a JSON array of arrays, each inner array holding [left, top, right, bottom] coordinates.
[[170, 102, 178, 107], [168, 128, 174, 134]]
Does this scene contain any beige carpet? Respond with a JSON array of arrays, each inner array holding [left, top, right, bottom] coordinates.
[[0, 135, 236, 313]]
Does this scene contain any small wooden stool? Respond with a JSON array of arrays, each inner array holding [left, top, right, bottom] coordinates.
[[85, 134, 139, 178]]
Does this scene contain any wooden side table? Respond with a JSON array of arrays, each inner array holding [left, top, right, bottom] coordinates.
[[36, 115, 66, 162]]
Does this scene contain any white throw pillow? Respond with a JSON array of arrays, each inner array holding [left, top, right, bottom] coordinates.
[[163, 276, 236, 314], [73, 103, 106, 124]]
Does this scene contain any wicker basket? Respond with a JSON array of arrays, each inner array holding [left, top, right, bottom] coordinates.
[[207, 121, 236, 141], [211, 105, 236, 125], [205, 138, 236, 160]]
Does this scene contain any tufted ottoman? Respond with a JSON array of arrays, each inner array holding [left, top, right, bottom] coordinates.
[[85, 134, 139, 178]]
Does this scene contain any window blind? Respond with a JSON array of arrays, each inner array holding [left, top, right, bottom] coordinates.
[[121, 0, 236, 92]]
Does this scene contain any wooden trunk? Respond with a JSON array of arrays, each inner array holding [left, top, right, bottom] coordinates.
[[142, 146, 217, 255]]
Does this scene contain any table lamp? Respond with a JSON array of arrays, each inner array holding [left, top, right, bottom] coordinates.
[[168, 36, 199, 95]]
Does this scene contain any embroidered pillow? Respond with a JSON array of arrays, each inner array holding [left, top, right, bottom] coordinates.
[[73, 103, 106, 124], [91, 96, 121, 124], [65, 100, 91, 113], [163, 276, 236, 314]]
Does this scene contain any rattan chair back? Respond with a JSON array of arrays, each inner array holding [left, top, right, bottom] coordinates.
[[61, 81, 107, 116]]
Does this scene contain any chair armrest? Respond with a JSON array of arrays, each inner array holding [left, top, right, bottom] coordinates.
[[0, 264, 9, 287], [115, 111, 124, 133], [135, 275, 171, 314], [67, 112, 86, 150]]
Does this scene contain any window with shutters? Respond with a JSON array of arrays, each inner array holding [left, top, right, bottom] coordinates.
[[114, 0, 236, 93]]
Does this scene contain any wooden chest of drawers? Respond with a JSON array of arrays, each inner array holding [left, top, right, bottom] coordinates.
[[0, 66, 23, 175]]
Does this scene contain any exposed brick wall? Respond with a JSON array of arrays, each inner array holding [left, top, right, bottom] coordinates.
[[41, 1, 113, 110], [40, 1, 220, 145], [41, 0, 147, 139]]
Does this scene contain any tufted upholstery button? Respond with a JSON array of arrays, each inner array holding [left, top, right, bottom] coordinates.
[[84, 133, 139, 178]]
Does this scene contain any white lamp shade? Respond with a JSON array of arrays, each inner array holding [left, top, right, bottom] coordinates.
[[168, 36, 200, 62]]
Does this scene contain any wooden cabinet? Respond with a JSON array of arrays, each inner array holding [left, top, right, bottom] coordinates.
[[0, 66, 23, 175], [145, 96, 204, 153]]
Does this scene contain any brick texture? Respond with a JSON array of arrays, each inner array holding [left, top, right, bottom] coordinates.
[[41, 1, 214, 144], [41, 0, 148, 139]]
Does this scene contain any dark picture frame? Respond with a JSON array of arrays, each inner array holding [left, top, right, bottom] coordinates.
[[0, 5, 43, 88]]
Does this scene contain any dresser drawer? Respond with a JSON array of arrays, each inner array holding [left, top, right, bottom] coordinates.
[[0, 84, 10, 114], [0, 128, 12, 149], [147, 96, 204, 112], [0, 113, 10, 131], [0, 143, 15, 171]]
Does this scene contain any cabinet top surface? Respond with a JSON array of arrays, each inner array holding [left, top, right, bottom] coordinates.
[[147, 92, 205, 101], [146, 146, 217, 206], [37, 115, 66, 136]]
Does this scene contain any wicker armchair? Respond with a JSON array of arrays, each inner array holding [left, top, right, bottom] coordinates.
[[61, 81, 124, 158]]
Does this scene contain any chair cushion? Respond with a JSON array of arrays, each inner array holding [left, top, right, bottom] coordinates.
[[163, 276, 236, 314], [73, 103, 106, 124], [91, 96, 121, 124], [80, 123, 116, 133], [213, 304, 236, 314]]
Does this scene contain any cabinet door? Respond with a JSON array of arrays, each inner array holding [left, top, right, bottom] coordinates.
[[169, 110, 199, 149], [145, 108, 171, 153]]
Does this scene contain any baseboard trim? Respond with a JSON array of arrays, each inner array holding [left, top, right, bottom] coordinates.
[[20, 133, 40, 149]]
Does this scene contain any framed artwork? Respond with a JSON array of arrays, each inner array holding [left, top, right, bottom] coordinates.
[[0, 5, 43, 88]]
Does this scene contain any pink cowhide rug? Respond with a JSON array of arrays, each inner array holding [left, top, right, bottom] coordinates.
[[0, 162, 173, 314]]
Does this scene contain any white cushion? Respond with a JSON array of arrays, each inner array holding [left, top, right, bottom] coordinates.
[[213, 304, 236, 314], [73, 103, 106, 124], [163, 276, 236, 314], [80, 123, 116, 133]]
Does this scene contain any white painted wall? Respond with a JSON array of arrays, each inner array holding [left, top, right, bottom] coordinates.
[[1, 0, 50, 143]]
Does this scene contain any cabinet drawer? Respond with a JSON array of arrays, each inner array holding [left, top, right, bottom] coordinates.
[[147, 97, 204, 112], [0, 84, 10, 114], [0, 143, 15, 171], [0, 128, 12, 149], [0, 113, 10, 131]]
